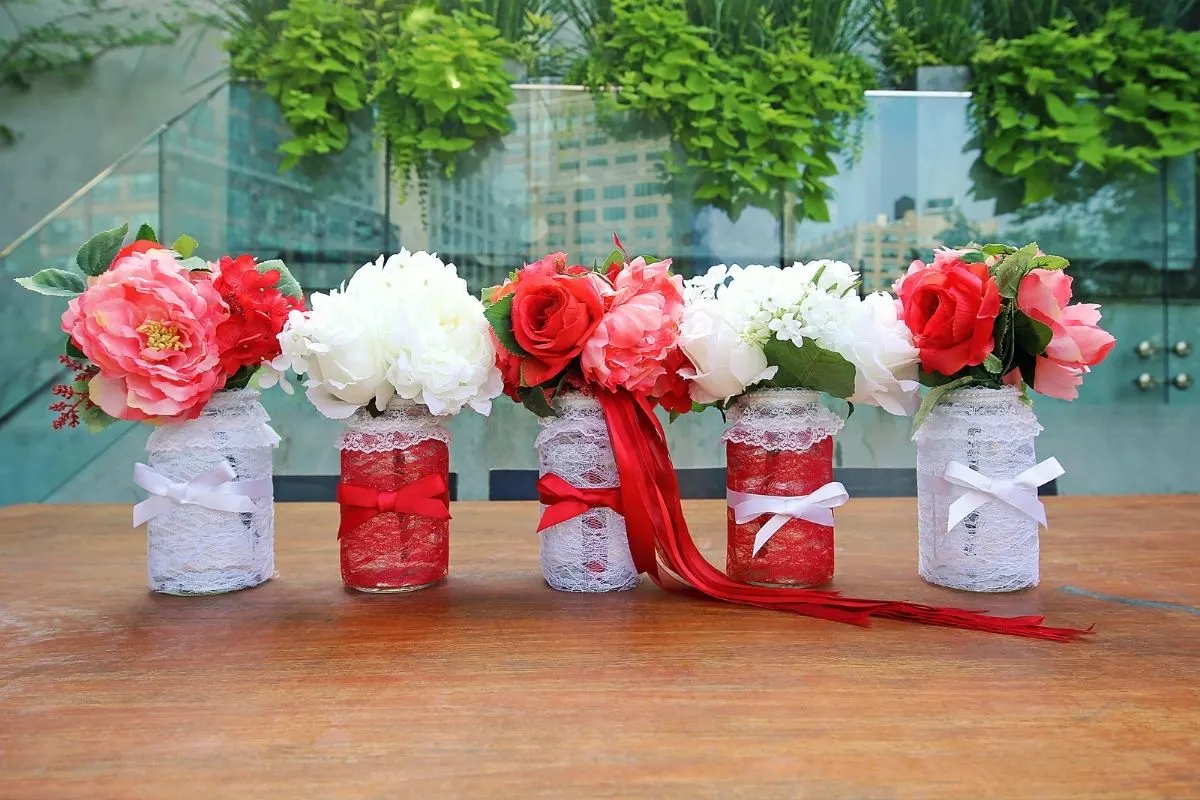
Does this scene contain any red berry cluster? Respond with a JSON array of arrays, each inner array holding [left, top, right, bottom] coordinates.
[[49, 355, 100, 430]]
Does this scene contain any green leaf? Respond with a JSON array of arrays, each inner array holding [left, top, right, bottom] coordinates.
[[135, 223, 158, 243], [221, 366, 258, 392], [332, 75, 361, 107], [686, 93, 716, 112], [959, 251, 988, 264], [1044, 94, 1077, 124], [1029, 255, 1069, 271], [518, 386, 556, 418], [601, 248, 623, 273], [483, 294, 530, 357], [992, 243, 1040, 298], [180, 256, 210, 271], [81, 403, 115, 434], [171, 234, 198, 259], [1014, 313, 1054, 356], [912, 376, 976, 433], [15, 269, 86, 297], [983, 353, 1004, 374], [75, 223, 129, 277], [981, 243, 1016, 257], [763, 338, 856, 399], [255, 258, 303, 300], [64, 337, 87, 360]]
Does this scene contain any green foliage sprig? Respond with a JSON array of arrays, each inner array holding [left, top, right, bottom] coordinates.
[[0, 0, 180, 144], [577, 0, 873, 223], [869, 0, 980, 88], [226, 0, 518, 196], [969, 9, 1200, 208]]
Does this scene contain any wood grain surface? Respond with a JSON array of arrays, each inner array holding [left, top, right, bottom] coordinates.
[[1, 498, 1198, 799]]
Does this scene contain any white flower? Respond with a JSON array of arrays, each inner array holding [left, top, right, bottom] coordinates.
[[679, 297, 777, 404], [679, 261, 917, 414], [838, 292, 921, 416], [276, 252, 501, 419]]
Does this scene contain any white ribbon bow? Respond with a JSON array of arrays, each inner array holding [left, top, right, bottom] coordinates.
[[727, 482, 849, 557], [132, 460, 272, 527], [943, 457, 1065, 531]]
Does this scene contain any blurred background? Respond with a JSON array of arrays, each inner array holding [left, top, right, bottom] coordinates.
[[1, 0, 1196, 502]]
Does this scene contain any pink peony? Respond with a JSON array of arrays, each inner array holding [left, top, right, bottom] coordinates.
[[1016, 269, 1115, 400], [62, 251, 230, 421], [580, 257, 684, 393]]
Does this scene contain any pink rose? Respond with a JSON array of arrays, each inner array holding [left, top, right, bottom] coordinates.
[[62, 251, 230, 421], [1016, 269, 1115, 400], [580, 257, 684, 393]]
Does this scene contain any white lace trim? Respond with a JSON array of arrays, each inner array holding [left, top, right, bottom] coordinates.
[[535, 391, 639, 593], [144, 391, 275, 595], [146, 390, 281, 452], [916, 385, 1042, 592], [722, 388, 844, 453], [338, 398, 451, 453]]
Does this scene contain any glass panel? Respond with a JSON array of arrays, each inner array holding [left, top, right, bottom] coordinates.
[[0, 136, 161, 504]]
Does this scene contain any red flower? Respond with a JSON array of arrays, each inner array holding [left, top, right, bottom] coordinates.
[[897, 259, 1001, 376], [493, 331, 523, 401], [509, 272, 605, 386], [649, 348, 693, 414], [110, 239, 163, 269], [210, 255, 306, 375]]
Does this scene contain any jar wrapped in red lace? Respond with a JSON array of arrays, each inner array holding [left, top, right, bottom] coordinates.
[[724, 389, 847, 588], [336, 398, 452, 592]]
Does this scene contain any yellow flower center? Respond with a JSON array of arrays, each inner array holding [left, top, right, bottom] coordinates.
[[137, 319, 185, 351]]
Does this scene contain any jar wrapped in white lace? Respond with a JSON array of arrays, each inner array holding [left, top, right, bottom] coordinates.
[[915, 385, 1043, 592], [142, 389, 279, 595], [535, 391, 639, 592]]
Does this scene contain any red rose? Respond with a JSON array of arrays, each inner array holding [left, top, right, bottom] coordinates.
[[509, 273, 604, 386], [211, 255, 306, 375], [898, 260, 1001, 376], [492, 331, 523, 401]]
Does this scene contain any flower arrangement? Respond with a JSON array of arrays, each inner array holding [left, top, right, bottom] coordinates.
[[482, 241, 688, 415], [275, 249, 502, 419], [15, 223, 305, 428], [679, 260, 921, 415], [895, 243, 1116, 426]]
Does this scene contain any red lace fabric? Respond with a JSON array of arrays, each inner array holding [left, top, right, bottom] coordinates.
[[726, 436, 835, 587], [339, 439, 450, 591]]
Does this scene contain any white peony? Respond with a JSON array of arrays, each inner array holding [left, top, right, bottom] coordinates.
[[679, 297, 778, 404], [838, 292, 921, 416], [275, 252, 502, 419]]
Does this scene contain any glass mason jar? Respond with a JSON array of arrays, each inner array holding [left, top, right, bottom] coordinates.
[[535, 391, 640, 592], [724, 389, 844, 588], [143, 389, 279, 595], [338, 398, 451, 592], [915, 385, 1043, 592]]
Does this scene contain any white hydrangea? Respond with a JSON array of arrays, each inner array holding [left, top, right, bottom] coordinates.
[[678, 260, 919, 414], [275, 251, 502, 419]]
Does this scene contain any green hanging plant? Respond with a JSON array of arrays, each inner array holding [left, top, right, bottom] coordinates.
[[226, 0, 518, 197], [969, 9, 1200, 209], [373, 5, 517, 196], [577, 0, 873, 223]]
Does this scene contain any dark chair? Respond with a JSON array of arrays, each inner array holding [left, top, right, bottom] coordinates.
[[274, 474, 459, 502], [488, 468, 1056, 500]]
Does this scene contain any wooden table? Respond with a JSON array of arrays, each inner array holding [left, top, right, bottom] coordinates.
[[1, 498, 1197, 799]]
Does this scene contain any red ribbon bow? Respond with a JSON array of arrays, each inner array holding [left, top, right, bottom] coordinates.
[[536, 473, 623, 532], [337, 474, 451, 539]]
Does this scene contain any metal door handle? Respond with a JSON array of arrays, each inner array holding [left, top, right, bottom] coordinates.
[[1172, 341, 1193, 358], [1172, 373, 1193, 390], [1135, 340, 1157, 359], [1134, 373, 1157, 391]]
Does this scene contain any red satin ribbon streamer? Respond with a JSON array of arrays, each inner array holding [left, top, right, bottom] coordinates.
[[337, 474, 451, 539], [536, 473, 623, 532], [595, 389, 1091, 642]]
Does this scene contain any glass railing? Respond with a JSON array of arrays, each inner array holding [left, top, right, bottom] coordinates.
[[1, 82, 1196, 505]]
